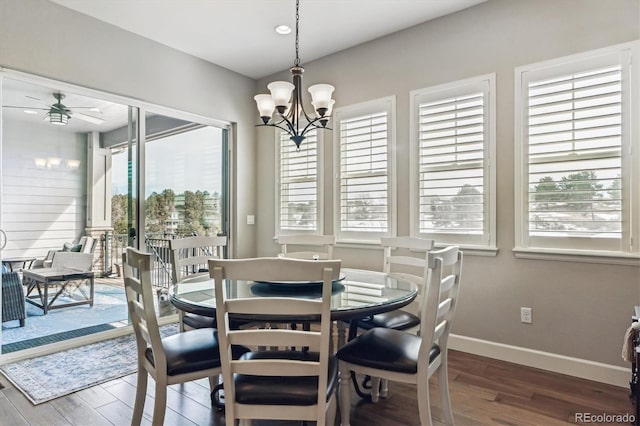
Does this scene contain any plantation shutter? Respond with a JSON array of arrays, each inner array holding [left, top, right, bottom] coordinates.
[[279, 130, 318, 231], [339, 111, 389, 235], [526, 64, 622, 239], [417, 86, 487, 237]]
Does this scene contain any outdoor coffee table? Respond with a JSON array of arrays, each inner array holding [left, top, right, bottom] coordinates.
[[22, 267, 95, 314], [2, 256, 36, 272]]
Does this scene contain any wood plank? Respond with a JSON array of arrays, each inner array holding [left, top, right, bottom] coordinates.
[[49, 394, 112, 426], [2, 387, 71, 426], [75, 385, 118, 409], [95, 399, 152, 426], [0, 396, 29, 426]]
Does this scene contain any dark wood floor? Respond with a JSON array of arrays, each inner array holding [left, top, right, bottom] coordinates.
[[0, 350, 632, 425]]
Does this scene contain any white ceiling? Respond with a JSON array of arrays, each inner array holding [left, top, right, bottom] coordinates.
[[51, 0, 486, 80]]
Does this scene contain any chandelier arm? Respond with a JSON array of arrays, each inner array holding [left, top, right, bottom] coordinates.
[[255, 122, 295, 135], [269, 115, 300, 136], [300, 119, 320, 137], [301, 116, 333, 134]]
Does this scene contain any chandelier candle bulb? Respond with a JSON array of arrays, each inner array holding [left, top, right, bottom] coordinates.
[[308, 84, 335, 116], [267, 81, 295, 110], [254, 94, 276, 124]]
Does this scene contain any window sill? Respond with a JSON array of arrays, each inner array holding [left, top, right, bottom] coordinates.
[[335, 241, 499, 256], [437, 245, 498, 257], [513, 248, 640, 266]]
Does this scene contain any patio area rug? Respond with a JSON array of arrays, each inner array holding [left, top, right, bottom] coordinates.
[[1, 283, 129, 350], [0, 323, 179, 405]]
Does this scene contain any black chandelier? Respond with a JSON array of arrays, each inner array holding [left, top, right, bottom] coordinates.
[[254, 0, 335, 150]]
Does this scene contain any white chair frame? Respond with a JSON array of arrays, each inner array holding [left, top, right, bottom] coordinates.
[[210, 257, 341, 426], [123, 248, 220, 426], [339, 246, 463, 426]]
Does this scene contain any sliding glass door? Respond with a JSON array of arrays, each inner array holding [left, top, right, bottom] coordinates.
[[0, 71, 230, 354]]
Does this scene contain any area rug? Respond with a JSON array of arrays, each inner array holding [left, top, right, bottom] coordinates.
[[0, 323, 179, 405]]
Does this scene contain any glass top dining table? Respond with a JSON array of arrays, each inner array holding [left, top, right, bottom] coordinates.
[[169, 267, 418, 323]]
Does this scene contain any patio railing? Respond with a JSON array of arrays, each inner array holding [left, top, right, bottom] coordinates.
[[102, 232, 190, 289]]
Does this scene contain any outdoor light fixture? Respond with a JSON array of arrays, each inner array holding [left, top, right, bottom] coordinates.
[[47, 110, 69, 125], [46, 93, 71, 125], [254, 0, 335, 150]]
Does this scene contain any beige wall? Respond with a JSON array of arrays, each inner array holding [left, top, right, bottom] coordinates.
[[0, 0, 258, 258], [256, 0, 640, 368]]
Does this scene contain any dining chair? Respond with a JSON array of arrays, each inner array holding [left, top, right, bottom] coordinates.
[[277, 234, 336, 260], [123, 247, 245, 426], [169, 235, 227, 331], [209, 257, 341, 426], [337, 245, 463, 426], [351, 236, 434, 398], [357, 236, 435, 335]]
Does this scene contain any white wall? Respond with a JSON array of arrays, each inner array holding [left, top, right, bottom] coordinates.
[[0, 0, 258, 258], [255, 0, 640, 371], [2, 120, 86, 257]]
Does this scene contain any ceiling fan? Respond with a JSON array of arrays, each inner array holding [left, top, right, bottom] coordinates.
[[3, 92, 105, 126]]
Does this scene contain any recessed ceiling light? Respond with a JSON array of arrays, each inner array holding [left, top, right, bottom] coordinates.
[[90, 107, 100, 112], [23, 110, 38, 114], [275, 24, 292, 35]]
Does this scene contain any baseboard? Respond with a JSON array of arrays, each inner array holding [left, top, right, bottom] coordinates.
[[449, 334, 630, 388]]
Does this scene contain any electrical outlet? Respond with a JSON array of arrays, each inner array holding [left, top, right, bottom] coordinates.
[[520, 307, 532, 324]]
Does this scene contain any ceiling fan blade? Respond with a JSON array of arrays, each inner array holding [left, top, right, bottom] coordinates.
[[3, 105, 49, 110], [70, 111, 104, 125]]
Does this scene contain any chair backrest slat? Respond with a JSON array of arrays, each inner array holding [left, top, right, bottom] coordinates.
[[226, 297, 323, 316], [277, 235, 336, 260], [232, 360, 319, 376], [228, 329, 321, 349]]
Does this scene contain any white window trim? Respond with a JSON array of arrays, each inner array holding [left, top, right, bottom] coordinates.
[[409, 73, 497, 250], [514, 41, 640, 262], [275, 129, 324, 236], [333, 96, 397, 245]]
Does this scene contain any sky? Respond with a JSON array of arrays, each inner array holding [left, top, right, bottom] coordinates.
[[111, 126, 223, 196]]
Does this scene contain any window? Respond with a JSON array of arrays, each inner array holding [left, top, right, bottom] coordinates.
[[276, 129, 321, 234], [334, 97, 395, 243], [515, 42, 639, 259], [410, 74, 496, 249]]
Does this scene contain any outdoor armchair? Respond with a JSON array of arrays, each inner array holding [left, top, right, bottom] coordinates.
[[1, 270, 26, 327], [33, 236, 96, 269]]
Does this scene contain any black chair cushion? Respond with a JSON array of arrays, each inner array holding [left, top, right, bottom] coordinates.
[[183, 312, 252, 330], [336, 327, 440, 374], [183, 312, 217, 329], [234, 350, 339, 406], [358, 310, 420, 331], [145, 328, 249, 376]]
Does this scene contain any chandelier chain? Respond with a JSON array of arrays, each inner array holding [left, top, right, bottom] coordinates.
[[294, 0, 300, 66]]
